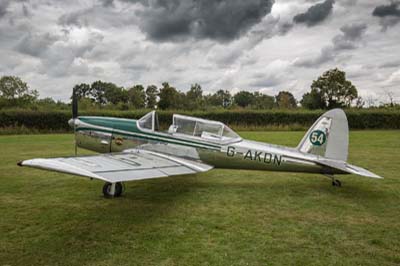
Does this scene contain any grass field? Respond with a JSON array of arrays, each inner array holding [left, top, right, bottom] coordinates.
[[0, 131, 399, 266]]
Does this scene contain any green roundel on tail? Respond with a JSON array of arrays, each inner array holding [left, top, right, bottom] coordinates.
[[309, 130, 326, 146]]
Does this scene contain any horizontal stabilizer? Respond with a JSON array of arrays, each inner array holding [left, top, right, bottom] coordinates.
[[317, 159, 382, 179], [344, 163, 382, 179]]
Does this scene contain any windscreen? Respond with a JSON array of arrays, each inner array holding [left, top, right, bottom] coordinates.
[[222, 125, 240, 139], [138, 112, 153, 130]]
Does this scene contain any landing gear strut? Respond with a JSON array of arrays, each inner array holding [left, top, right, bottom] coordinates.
[[324, 174, 342, 187], [103, 182, 123, 198]]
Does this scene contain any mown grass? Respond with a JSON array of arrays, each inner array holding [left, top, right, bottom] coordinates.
[[0, 131, 399, 266]]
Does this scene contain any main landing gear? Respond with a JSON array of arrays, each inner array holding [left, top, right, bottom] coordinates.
[[103, 182, 123, 198], [324, 174, 342, 187]]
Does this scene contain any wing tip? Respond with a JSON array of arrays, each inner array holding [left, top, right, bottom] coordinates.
[[17, 160, 23, 167]]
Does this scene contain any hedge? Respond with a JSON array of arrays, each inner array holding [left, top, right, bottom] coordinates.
[[0, 109, 399, 133]]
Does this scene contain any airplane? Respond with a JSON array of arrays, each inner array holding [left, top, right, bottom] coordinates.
[[18, 91, 382, 198]]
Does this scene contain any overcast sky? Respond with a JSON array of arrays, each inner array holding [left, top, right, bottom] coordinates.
[[0, 0, 399, 104]]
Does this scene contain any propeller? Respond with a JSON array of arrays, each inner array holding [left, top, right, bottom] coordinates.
[[72, 88, 78, 156]]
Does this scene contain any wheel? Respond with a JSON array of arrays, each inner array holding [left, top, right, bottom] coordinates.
[[331, 179, 342, 187], [102, 182, 123, 198]]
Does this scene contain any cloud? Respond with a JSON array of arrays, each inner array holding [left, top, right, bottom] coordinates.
[[383, 68, 400, 89], [0, 0, 399, 103], [22, 4, 30, 17], [293, 0, 335, 26], [100, 0, 115, 7], [0, 51, 22, 72], [133, 0, 275, 42], [373, 1, 400, 17], [380, 60, 400, 68], [332, 22, 367, 50], [294, 46, 335, 67], [295, 22, 367, 68], [57, 2, 139, 30], [0, 0, 10, 18], [337, 0, 357, 6], [15, 32, 60, 57], [210, 15, 293, 67], [58, 8, 90, 28], [249, 59, 292, 88], [30, 29, 105, 78], [372, 1, 400, 30]]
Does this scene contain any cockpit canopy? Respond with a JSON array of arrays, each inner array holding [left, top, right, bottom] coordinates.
[[137, 111, 241, 144], [170, 114, 240, 143]]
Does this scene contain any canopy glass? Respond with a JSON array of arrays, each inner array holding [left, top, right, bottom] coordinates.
[[171, 114, 241, 143]]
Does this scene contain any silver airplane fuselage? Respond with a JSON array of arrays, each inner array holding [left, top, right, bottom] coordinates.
[[72, 115, 342, 176]]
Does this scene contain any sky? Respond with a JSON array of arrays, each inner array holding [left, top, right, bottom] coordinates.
[[0, 0, 399, 104]]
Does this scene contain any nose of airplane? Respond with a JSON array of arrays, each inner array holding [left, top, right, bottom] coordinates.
[[68, 118, 76, 128]]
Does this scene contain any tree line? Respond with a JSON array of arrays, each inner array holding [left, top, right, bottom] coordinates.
[[0, 68, 397, 111], [72, 81, 299, 110]]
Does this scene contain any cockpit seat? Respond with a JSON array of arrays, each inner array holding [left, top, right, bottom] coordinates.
[[168, 125, 178, 134]]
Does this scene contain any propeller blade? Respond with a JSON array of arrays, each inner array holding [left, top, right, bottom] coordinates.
[[72, 88, 78, 156], [74, 133, 77, 156], [72, 88, 78, 119]]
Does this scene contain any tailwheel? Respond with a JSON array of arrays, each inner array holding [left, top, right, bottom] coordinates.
[[324, 174, 342, 187], [103, 182, 123, 198], [331, 179, 342, 187]]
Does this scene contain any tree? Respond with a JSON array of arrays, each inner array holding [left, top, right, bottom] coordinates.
[[72, 83, 92, 100], [91, 81, 126, 105], [105, 84, 127, 105], [128, 85, 146, 109], [208, 90, 232, 108], [158, 82, 184, 110], [185, 83, 204, 110], [0, 76, 38, 107], [253, 92, 275, 109], [233, 91, 255, 108], [302, 68, 358, 109], [385, 91, 395, 107], [301, 90, 325, 109], [145, 85, 158, 109], [276, 91, 297, 109]]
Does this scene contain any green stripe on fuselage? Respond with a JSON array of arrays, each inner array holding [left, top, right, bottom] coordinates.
[[79, 116, 139, 132], [77, 116, 221, 150]]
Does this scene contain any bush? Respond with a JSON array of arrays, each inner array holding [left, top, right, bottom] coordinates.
[[0, 109, 399, 134]]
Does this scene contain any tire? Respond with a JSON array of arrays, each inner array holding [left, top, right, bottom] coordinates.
[[331, 180, 342, 187], [103, 182, 123, 198]]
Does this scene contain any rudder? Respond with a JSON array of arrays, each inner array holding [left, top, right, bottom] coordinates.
[[297, 109, 348, 161]]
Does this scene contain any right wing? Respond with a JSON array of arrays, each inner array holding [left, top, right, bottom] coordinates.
[[18, 149, 213, 183]]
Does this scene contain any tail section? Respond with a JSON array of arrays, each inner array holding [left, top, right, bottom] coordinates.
[[297, 109, 382, 179], [297, 109, 348, 161]]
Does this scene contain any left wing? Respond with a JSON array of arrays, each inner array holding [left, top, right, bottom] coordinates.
[[18, 149, 213, 183]]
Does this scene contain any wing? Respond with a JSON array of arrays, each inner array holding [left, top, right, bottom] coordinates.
[[18, 149, 213, 183]]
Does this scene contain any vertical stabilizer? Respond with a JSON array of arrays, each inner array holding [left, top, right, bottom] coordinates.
[[297, 109, 348, 161]]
